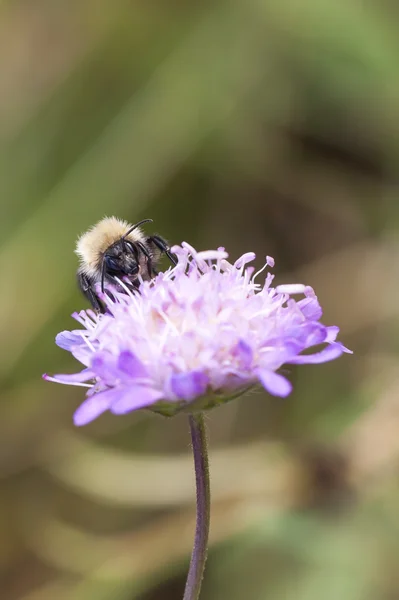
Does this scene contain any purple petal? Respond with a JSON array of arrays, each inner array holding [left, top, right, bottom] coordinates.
[[282, 322, 326, 346], [70, 348, 92, 367], [260, 339, 304, 368], [287, 343, 345, 364], [48, 368, 94, 383], [257, 369, 293, 397], [111, 387, 164, 414], [233, 340, 253, 369], [297, 297, 323, 321], [117, 350, 149, 379], [342, 346, 353, 354], [303, 323, 328, 346], [325, 326, 339, 343], [56, 330, 85, 350], [170, 371, 209, 401], [91, 352, 119, 383], [74, 388, 120, 426]]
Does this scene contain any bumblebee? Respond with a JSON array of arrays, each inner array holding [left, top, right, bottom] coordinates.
[[76, 216, 176, 312]]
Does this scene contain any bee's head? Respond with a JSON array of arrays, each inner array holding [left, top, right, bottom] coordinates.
[[99, 218, 154, 293], [103, 239, 140, 279]]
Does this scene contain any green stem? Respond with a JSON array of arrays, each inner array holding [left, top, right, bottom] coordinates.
[[183, 413, 211, 600]]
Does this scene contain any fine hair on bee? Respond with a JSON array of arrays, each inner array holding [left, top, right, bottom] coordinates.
[[76, 216, 177, 312]]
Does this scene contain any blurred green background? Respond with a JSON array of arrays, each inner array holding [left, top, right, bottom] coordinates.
[[1, 1, 399, 598]]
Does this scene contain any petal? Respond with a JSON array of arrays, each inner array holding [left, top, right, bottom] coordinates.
[[325, 326, 339, 343], [281, 322, 326, 346], [283, 322, 327, 347], [304, 323, 328, 346], [73, 388, 121, 426], [259, 340, 303, 369], [91, 352, 119, 383], [48, 368, 94, 383], [56, 330, 85, 350], [297, 297, 323, 321], [287, 343, 345, 364], [111, 387, 164, 414], [170, 371, 209, 401], [70, 347, 92, 367], [233, 340, 253, 369], [117, 350, 149, 379], [257, 369, 293, 397]]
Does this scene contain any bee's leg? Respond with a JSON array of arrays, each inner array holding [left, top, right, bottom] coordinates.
[[149, 235, 177, 266], [77, 271, 105, 313], [136, 241, 154, 278]]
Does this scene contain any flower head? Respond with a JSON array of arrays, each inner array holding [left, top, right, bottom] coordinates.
[[44, 243, 351, 425]]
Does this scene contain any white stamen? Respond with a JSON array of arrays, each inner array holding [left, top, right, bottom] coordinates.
[[252, 261, 269, 285], [79, 332, 96, 352], [275, 284, 306, 295], [196, 250, 228, 261], [44, 375, 93, 388], [72, 311, 89, 327], [114, 276, 135, 297]]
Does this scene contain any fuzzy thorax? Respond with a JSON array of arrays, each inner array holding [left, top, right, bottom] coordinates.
[[75, 217, 145, 276]]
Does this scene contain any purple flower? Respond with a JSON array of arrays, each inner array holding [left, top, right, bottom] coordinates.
[[43, 243, 351, 425]]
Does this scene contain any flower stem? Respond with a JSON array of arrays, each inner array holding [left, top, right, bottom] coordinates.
[[183, 412, 211, 600]]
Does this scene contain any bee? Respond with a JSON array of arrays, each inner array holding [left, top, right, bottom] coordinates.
[[76, 216, 177, 312]]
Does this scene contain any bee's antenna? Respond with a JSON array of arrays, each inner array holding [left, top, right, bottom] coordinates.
[[123, 219, 153, 238]]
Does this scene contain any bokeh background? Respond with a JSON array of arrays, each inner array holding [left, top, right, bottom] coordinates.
[[1, 1, 399, 598]]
